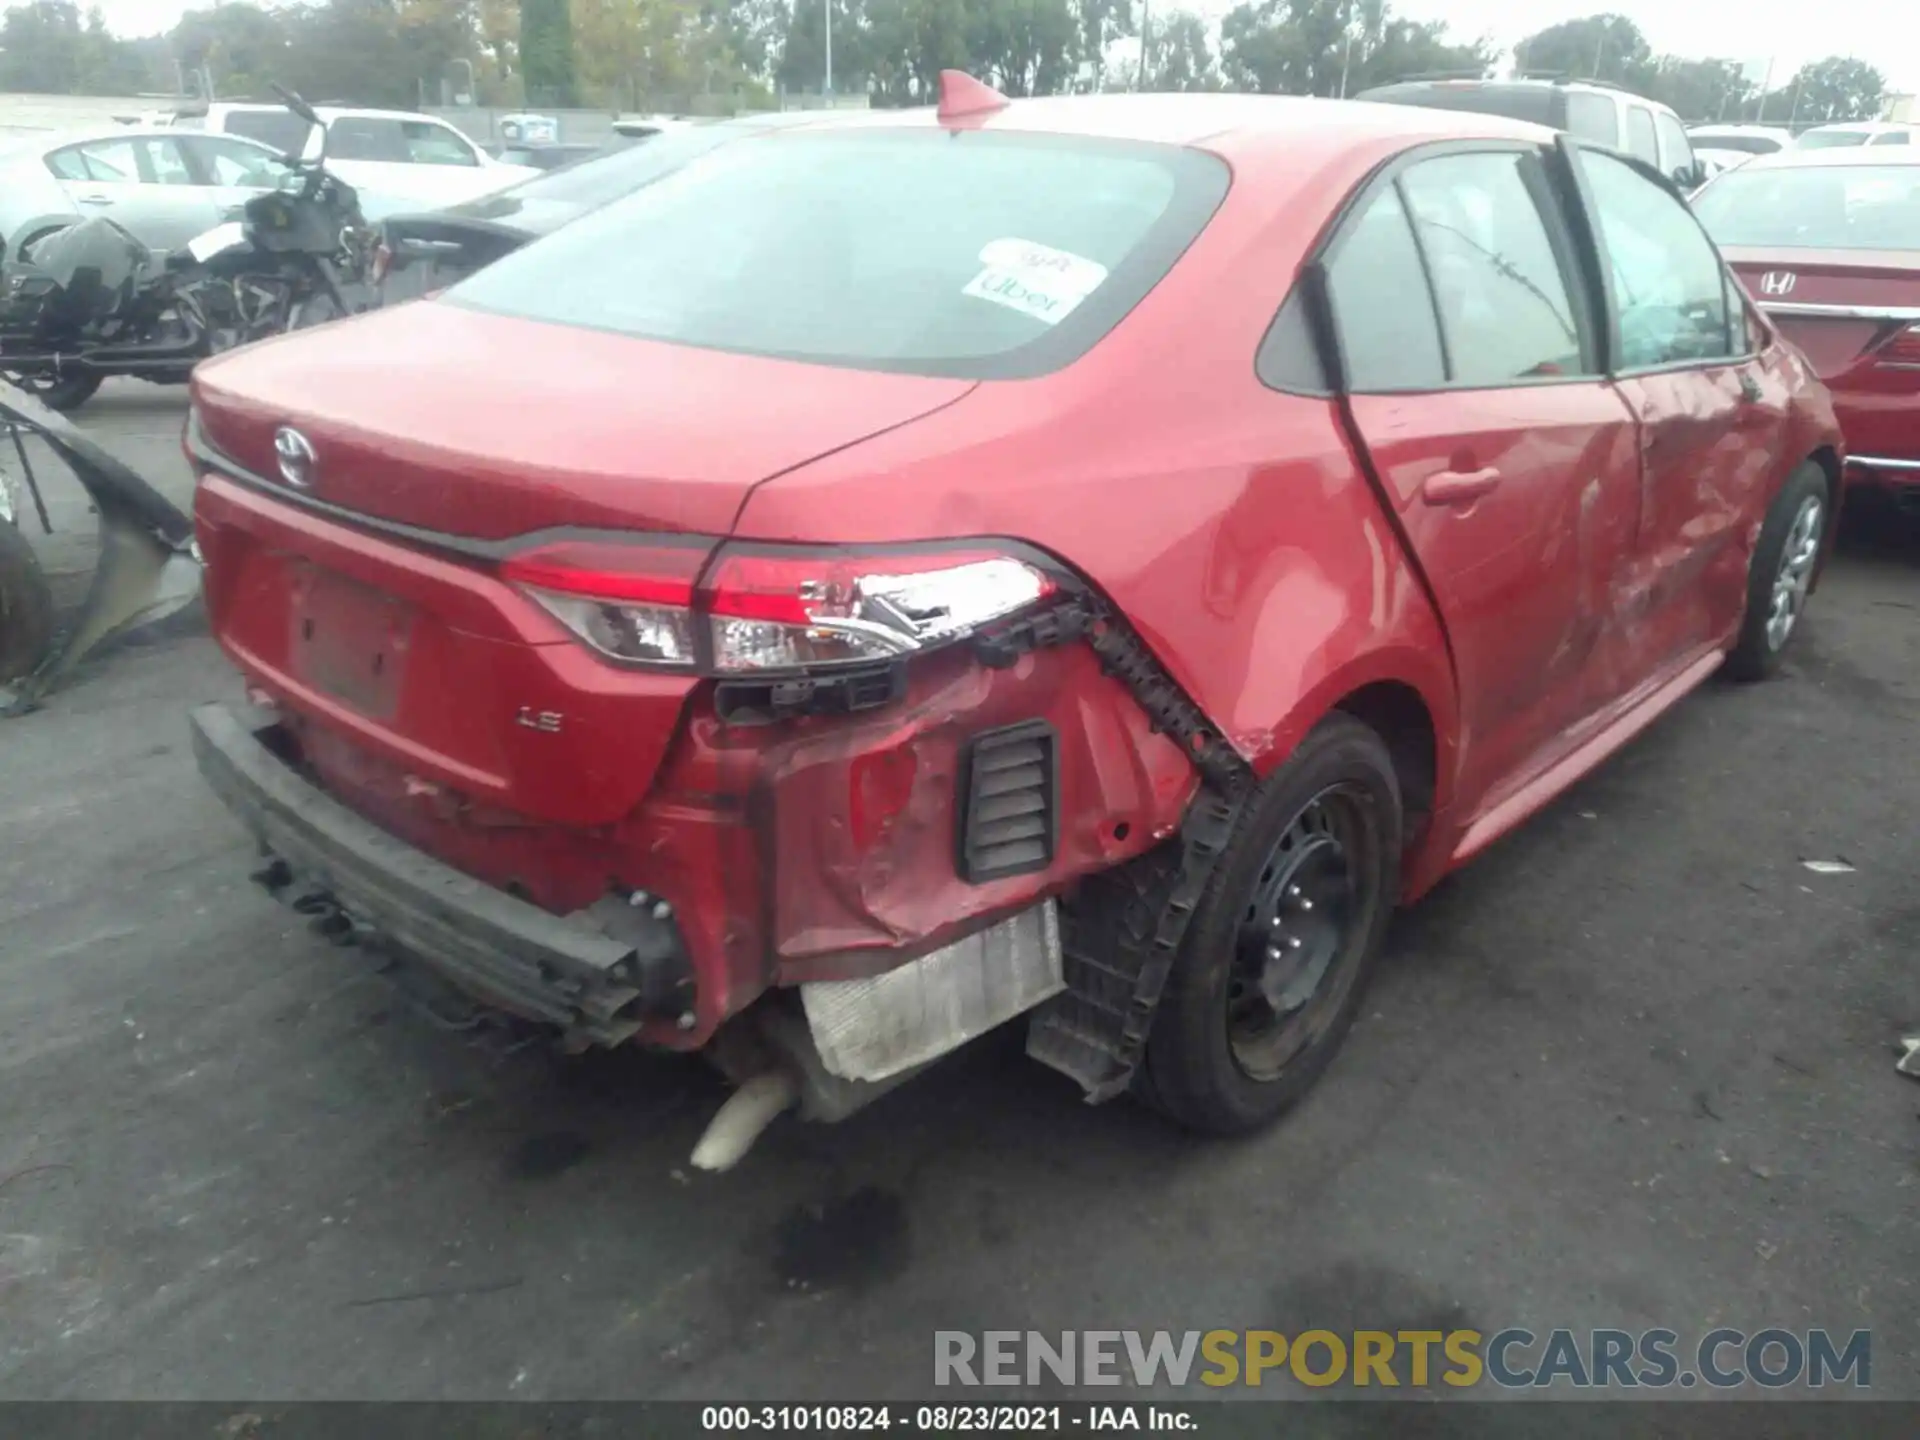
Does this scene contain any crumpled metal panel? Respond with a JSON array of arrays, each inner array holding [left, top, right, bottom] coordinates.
[[800, 901, 1063, 1083]]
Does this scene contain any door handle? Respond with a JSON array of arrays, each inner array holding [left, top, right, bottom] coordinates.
[[1421, 466, 1503, 507], [76, 193, 112, 205]]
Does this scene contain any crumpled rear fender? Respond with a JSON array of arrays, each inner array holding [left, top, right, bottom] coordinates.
[[0, 380, 200, 715]]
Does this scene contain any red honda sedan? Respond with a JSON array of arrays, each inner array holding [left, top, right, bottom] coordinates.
[[1693, 146, 1920, 500], [185, 75, 1841, 1154]]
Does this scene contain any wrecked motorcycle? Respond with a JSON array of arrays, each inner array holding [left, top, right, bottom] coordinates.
[[0, 380, 199, 715], [0, 86, 371, 413]]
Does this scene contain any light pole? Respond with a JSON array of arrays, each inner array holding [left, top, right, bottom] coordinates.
[[1337, 0, 1354, 98], [823, 0, 832, 101], [1137, 0, 1150, 90]]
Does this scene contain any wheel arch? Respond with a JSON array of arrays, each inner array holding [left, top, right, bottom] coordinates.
[[1246, 648, 1460, 835], [1804, 444, 1844, 590]]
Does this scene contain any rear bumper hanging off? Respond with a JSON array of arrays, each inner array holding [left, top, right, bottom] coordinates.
[[189, 702, 694, 1045]]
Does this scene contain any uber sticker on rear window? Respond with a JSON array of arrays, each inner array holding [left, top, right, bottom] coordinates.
[[962, 238, 1110, 326]]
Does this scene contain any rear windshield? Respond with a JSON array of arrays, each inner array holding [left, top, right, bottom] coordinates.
[[1796, 130, 1871, 149], [222, 108, 311, 154], [1694, 164, 1920, 250], [445, 130, 1229, 380], [484, 124, 737, 210], [1357, 84, 1557, 128], [1691, 133, 1780, 155]]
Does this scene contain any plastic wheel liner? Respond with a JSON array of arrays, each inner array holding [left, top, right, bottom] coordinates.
[[0, 378, 200, 716]]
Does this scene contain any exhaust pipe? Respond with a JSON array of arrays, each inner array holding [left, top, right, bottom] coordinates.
[[0, 378, 200, 716]]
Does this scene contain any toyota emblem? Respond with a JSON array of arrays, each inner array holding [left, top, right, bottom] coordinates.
[[273, 426, 317, 490], [1759, 271, 1797, 297]]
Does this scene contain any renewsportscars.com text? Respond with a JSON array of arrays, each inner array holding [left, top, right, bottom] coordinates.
[[933, 1328, 1871, 1390]]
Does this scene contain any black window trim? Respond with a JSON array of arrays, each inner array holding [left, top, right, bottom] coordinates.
[[1259, 136, 1606, 399], [1557, 135, 1762, 378]]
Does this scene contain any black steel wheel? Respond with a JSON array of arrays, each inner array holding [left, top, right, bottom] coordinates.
[[1144, 713, 1401, 1134]]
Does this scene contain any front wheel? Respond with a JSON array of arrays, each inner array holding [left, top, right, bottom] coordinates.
[[1144, 713, 1403, 1134], [1726, 462, 1829, 681]]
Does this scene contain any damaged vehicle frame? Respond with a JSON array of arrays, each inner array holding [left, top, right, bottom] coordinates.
[[185, 77, 1843, 1160]]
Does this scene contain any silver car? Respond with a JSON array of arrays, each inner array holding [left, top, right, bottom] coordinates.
[[0, 126, 407, 266]]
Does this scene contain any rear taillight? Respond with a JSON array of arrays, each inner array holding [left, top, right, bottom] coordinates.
[[1877, 325, 1920, 366], [502, 540, 705, 668], [502, 540, 1059, 675]]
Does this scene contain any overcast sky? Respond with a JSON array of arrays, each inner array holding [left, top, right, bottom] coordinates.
[[78, 0, 1920, 96]]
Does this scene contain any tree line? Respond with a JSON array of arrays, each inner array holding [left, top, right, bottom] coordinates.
[[0, 0, 1891, 123]]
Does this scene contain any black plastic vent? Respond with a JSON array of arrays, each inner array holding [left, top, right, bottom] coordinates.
[[957, 720, 1059, 884]]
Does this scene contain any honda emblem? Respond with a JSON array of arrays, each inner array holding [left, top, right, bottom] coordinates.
[[1759, 271, 1797, 297]]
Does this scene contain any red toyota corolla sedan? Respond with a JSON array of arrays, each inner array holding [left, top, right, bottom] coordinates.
[[1693, 146, 1920, 501], [185, 75, 1841, 1158]]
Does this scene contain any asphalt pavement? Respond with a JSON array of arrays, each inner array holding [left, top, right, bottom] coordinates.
[[2, 383, 1917, 1402]]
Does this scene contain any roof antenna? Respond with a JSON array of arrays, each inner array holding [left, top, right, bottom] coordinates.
[[937, 70, 1010, 124]]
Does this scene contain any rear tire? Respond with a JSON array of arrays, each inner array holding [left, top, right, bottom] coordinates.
[[0, 520, 55, 684], [1726, 462, 1829, 682], [1144, 713, 1402, 1134]]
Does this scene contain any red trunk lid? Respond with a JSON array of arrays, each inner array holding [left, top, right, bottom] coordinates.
[[1727, 246, 1920, 378], [190, 301, 976, 540], [189, 302, 976, 828], [1727, 247, 1920, 462]]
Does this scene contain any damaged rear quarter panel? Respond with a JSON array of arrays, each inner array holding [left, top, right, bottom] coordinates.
[[727, 132, 1462, 846], [675, 641, 1198, 991]]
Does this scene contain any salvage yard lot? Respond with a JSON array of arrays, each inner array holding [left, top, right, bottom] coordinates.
[[3, 385, 1917, 1400]]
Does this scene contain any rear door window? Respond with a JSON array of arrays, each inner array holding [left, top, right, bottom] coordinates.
[[1870, 130, 1911, 146], [1578, 148, 1735, 367], [1797, 129, 1870, 148], [188, 136, 294, 188], [48, 137, 139, 183], [1398, 150, 1592, 383], [400, 120, 480, 167], [1366, 84, 1557, 127], [1324, 187, 1447, 390], [1565, 92, 1618, 145], [141, 136, 195, 186], [1653, 112, 1695, 181], [221, 108, 311, 154], [328, 119, 409, 162], [1624, 107, 1660, 164]]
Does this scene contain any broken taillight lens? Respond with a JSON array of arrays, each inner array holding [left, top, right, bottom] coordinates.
[[502, 540, 1058, 676], [701, 548, 1056, 672]]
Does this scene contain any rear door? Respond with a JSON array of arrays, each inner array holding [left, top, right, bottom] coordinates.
[[1325, 142, 1643, 814], [43, 133, 223, 250], [1565, 143, 1793, 673]]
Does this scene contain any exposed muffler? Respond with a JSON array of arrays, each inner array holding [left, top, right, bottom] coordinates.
[[0, 378, 200, 715]]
